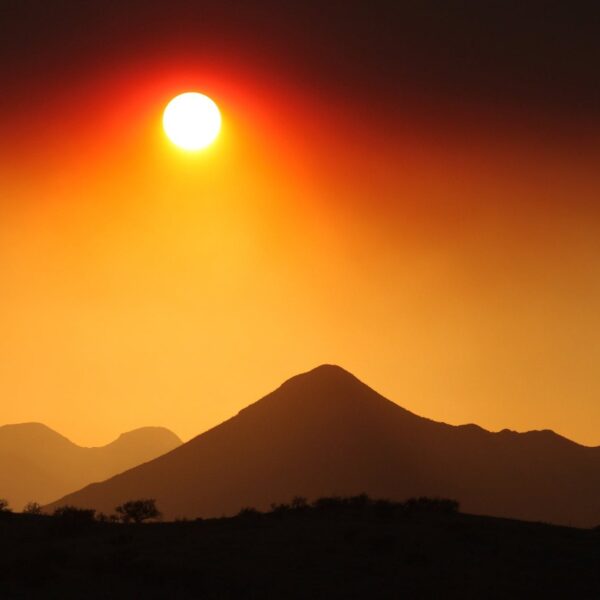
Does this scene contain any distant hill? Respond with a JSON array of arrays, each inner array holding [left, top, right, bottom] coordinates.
[[47, 365, 600, 526], [0, 423, 181, 510]]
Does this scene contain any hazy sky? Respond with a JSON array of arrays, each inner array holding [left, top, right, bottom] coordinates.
[[2, 1, 600, 446]]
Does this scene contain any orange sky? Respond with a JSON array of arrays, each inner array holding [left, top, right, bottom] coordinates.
[[2, 49, 600, 447]]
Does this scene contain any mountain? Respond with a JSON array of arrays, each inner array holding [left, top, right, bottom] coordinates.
[[46, 365, 600, 526], [0, 423, 181, 510]]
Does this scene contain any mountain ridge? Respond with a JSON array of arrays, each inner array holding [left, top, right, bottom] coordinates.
[[45, 365, 600, 526], [0, 423, 181, 509]]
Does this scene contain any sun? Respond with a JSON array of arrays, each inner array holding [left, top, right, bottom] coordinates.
[[163, 92, 222, 151]]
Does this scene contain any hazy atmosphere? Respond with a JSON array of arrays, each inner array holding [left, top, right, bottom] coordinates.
[[2, 2, 600, 447], [3, 3, 600, 598]]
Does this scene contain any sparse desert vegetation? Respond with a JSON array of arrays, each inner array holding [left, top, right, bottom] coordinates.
[[1, 495, 600, 598]]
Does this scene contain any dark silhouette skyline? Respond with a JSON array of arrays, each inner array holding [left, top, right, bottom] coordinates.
[[4, 493, 600, 597]]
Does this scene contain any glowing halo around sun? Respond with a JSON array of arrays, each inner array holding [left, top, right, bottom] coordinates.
[[163, 92, 222, 150]]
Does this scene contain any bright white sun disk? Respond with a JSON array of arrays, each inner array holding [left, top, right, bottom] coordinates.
[[163, 92, 221, 150]]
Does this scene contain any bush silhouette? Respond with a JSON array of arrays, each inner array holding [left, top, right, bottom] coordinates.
[[53, 506, 96, 522], [291, 496, 309, 511], [404, 497, 459, 514], [52, 506, 97, 534], [115, 499, 161, 524], [261, 495, 461, 519], [269, 502, 292, 516], [237, 507, 261, 519], [0, 498, 11, 514], [23, 501, 43, 515], [346, 493, 371, 510], [95, 512, 110, 523], [312, 496, 346, 511]]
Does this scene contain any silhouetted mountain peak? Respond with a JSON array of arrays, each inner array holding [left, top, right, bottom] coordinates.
[[280, 364, 367, 393], [1, 422, 64, 435], [1, 423, 182, 508], [297, 363, 356, 377], [235, 364, 413, 428], [45, 366, 600, 526], [0, 422, 74, 448], [111, 427, 182, 447]]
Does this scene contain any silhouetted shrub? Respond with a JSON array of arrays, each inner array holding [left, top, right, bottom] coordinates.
[[236, 495, 460, 522], [115, 499, 161, 524], [96, 513, 120, 523], [53, 505, 96, 520], [346, 493, 371, 511], [23, 501, 43, 515], [291, 496, 308, 511], [312, 496, 345, 511], [403, 497, 460, 514], [0, 498, 11, 513], [311, 494, 379, 516], [269, 502, 292, 516], [52, 506, 97, 533], [237, 507, 262, 519]]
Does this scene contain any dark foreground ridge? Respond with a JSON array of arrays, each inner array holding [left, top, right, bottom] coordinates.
[[47, 364, 600, 527], [1, 495, 600, 599]]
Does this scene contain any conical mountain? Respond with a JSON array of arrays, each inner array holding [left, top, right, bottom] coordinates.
[[46, 365, 600, 526], [0, 423, 181, 510]]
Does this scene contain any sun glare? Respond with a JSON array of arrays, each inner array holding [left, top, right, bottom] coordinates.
[[163, 92, 221, 150]]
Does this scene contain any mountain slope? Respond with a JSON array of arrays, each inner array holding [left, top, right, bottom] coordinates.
[[47, 365, 600, 526], [0, 423, 181, 509]]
